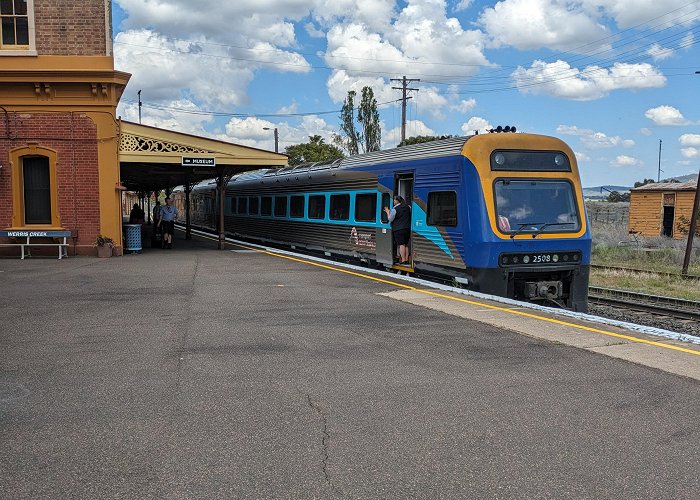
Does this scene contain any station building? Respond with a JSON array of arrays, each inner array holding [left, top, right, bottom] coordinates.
[[628, 180, 699, 239], [0, 1, 285, 257]]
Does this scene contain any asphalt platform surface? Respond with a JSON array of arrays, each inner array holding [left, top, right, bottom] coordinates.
[[1, 229, 699, 499]]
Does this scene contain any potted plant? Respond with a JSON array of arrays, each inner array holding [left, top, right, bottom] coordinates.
[[94, 234, 114, 258]]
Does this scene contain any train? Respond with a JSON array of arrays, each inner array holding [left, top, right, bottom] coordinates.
[[174, 130, 591, 311]]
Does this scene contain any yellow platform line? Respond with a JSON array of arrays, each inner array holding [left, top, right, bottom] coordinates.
[[217, 236, 700, 357]]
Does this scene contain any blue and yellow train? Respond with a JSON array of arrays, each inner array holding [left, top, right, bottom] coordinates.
[[176, 130, 591, 311]]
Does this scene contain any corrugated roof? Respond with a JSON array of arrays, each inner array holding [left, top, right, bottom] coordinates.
[[632, 180, 698, 191]]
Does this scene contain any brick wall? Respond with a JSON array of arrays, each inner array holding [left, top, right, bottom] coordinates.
[[0, 112, 101, 255], [34, 0, 108, 56]]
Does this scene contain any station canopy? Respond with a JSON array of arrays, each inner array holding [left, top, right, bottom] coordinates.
[[118, 121, 287, 192]]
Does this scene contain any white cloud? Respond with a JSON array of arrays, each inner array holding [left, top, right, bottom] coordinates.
[[114, 29, 310, 110], [452, 98, 476, 113], [647, 43, 674, 61], [454, 0, 474, 11], [679, 134, 700, 146], [644, 105, 690, 126], [513, 60, 666, 101], [326, 70, 396, 104], [117, 99, 215, 136], [640, 128, 652, 136], [681, 147, 699, 158], [479, 0, 609, 52], [461, 116, 492, 135], [556, 125, 634, 149], [574, 151, 591, 162], [680, 32, 695, 50], [383, 120, 435, 148], [220, 115, 338, 151], [583, 0, 700, 30], [611, 155, 640, 167]]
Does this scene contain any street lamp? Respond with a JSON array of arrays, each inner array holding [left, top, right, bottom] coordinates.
[[263, 127, 279, 153]]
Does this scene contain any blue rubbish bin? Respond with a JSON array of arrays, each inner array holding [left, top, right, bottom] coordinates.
[[123, 224, 142, 252]]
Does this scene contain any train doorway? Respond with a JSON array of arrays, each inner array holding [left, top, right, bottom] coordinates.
[[394, 173, 414, 265]]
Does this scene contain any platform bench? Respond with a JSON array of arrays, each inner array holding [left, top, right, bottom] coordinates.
[[0, 230, 72, 259]]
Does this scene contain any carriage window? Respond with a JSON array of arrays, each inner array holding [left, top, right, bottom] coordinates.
[[308, 195, 326, 220], [237, 197, 247, 215], [227, 196, 235, 215], [274, 196, 287, 217], [330, 194, 350, 221], [427, 191, 457, 226], [261, 196, 272, 216], [494, 179, 580, 234], [355, 193, 377, 222], [380, 193, 391, 223], [290, 195, 305, 218], [248, 197, 259, 215]]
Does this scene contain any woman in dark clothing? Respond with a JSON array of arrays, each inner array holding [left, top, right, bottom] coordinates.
[[383, 195, 411, 264]]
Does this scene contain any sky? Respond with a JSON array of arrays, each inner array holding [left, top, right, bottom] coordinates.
[[112, 0, 700, 188]]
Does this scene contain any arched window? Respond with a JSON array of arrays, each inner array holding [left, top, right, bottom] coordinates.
[[22, 156, 51, 223], [10, 145, 61, 227]]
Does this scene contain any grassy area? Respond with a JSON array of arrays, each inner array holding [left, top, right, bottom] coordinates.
[[590, 222, 700, 300]]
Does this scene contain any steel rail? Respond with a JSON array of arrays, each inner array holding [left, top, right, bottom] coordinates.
[[590, 264, 700, 281], [588, 286, 700, 322]]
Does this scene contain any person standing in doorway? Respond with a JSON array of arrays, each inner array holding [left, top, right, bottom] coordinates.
[[383, 195, 411, 264], [151, 200, 162, 248], [158, 197, 178, 249]]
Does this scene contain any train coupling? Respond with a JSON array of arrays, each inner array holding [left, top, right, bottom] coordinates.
[[524, 281, 563, 300]]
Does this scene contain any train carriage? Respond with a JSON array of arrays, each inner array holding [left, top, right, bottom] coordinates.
[[177, 131, 591, 311]]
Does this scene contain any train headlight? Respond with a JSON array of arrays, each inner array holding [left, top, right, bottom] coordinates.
[[552, 254, 559, 263], [554, 154, 566, 167], [502, 256, 509, 265], [494, 153, 506, 166], [573, 254, 579, 261], [512, 256, 519, 263], [522, 255, 530, 264]]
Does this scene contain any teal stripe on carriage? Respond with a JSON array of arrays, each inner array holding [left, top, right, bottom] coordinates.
[[411, 202, 454, 259]]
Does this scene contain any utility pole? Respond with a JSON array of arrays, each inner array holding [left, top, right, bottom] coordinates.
[[682, 172, 700, 275], [657, 139, 662, 182], [137, 89, 142, 124], [391, 76, 419, 145]]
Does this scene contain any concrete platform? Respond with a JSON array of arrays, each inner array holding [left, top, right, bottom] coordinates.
[[1, 229, 699, 498]]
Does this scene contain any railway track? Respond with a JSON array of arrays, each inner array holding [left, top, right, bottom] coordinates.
[[590, 264, 700, 281], [588, 286, 700, 322]]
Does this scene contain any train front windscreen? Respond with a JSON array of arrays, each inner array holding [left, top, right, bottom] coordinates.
[[494, 179, 581, 235]]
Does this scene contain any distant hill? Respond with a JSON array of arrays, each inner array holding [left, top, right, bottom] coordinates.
[[660, 172, 698, 183], [582, 185, 630, 200]]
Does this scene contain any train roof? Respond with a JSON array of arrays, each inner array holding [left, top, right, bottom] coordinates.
[[231, 136, 472, 184]]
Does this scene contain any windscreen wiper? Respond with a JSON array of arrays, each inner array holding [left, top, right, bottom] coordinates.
[[509, 222, 543, 239], [531, 222, 575, 238]]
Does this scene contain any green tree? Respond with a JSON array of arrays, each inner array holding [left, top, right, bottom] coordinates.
[[607, 191, 630, 202], [284, 135, 344, 167], [358, 86, 381, 153], [337, 86, 382, 155], [633, 178, 655, 188], [339, 90, 359, 155], [399, 135, 454, 146]]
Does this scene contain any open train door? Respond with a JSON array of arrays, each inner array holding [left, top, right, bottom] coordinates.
[[376, 173, 414, 266], [395, 174, 414, 264]]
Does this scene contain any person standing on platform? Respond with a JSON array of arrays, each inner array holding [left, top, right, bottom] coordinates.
[[383, 195, 411, 264], [151, 201, 162, 248], [158, 197, 178, 249]]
